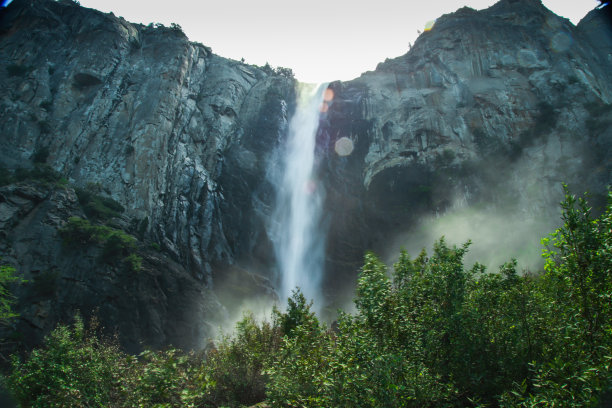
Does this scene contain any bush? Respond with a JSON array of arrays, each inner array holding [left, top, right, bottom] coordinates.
[[5, 316, 208, 407], [6, 315, 125, 407], [264, 187, 612, 407], [123, 253, 142, 273], [0, 263, 24, 325], [122, 349, 207, 408], [75, 186, 125, 221], [60, 217, 141, 271], [206, 313, 282, 407]]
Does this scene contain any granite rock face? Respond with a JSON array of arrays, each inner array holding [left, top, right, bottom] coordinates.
[[0, 0, 294, 280], [0, 182, 220, 352], [0, 0, 610, 346], [316, 0, 612, 302], [0, 0, 293, 349]]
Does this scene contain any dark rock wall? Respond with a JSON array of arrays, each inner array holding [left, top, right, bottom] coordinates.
[[0, 0, 294, 350]]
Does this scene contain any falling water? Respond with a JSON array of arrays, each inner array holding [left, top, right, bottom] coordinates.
[[269, 83, 328, 309]]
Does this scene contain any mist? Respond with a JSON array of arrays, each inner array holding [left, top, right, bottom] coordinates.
[[384, 203, 561, 274]]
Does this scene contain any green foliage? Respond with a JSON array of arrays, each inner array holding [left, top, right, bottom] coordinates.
[[500, 186, 612, 407], [266, 292, 330, 407], [75, 185, 125, 221], [0, 263, 24, 325], [205, 313, 281, 407], [6, 315, 123, 407], [121, 349, 207, 408], [169, 22, 183, 33], [5, 187, 611, 407], [273, 66, 295, 79], [263, 187, 612, 407], [5, 316, 207, 408], [60, 217, 141, 271], [123, 253, 142, 273], [275, 289, 318, 337]]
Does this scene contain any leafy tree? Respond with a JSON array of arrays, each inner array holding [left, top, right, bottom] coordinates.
[[6, 315, 125, 407], [266, 290, 331, 407], [204, 312, 281, 407], [0, 263, 23, 325], [502, 186, 612, 407], [5, 315, 208, 408], [275, 289, 318, 337], [60, 217, 142, 271]]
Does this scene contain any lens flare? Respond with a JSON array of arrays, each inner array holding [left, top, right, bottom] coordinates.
[[334, 137, 354, 156], [323, 88, 334, 102]]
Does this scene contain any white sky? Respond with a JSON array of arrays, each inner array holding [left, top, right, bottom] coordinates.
[[77, 0, 600, 83]]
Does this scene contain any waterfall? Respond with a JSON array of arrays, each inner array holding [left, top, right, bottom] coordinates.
[[269, 83, 329, 310]]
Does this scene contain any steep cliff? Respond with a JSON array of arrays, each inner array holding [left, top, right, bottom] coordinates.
[[0, 0, 610, 348], [0, 0, 294, 350], [317, 0, 612, 305]]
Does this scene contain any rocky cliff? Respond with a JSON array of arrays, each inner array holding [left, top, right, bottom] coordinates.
[[0, 0, 294, 350], [317, 0, 611, 306], [0, 0, 610, 349]]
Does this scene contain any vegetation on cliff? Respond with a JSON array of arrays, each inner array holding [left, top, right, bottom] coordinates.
[[2, 187, 611, 407]]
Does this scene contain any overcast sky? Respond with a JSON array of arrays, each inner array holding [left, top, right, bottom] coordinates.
[[77, 0, 600, 83]]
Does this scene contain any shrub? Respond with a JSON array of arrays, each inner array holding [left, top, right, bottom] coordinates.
[[206, 313, 282, 407], [265, 291, 332, 407], [0, 263, 24, 325], [265, 187, 612, 407], [75, 186, 125, 221], [6, 315, 125, 407], [122, 349, 207, 408], [6, 187, 611, 407], [60, 217, 141, 271], [123, 253, 142, 273], [5, 314, 210, 408]]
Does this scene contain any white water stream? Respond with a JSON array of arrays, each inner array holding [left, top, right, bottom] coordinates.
[[269, 84, 328, 309]]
